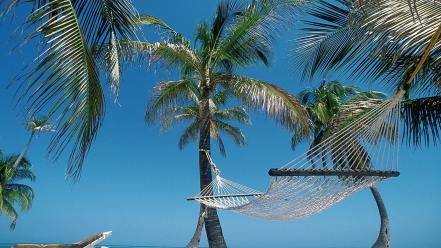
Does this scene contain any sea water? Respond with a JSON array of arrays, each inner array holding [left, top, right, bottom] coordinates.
[[0, 245, 185, 248]]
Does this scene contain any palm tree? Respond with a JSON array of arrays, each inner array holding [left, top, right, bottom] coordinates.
[[121, 1, 310, 246], [12, 117, 55, 169], [294, 5, 441, 246], [149, 85, 250, 248], [0, 150, 35, 230], [291, 80, 393, 247], [1, 0, 145, 180]]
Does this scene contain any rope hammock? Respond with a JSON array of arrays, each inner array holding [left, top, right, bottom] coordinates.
[[188, 91, 403, 221]]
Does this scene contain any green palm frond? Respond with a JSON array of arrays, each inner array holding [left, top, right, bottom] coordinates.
[[178, 121, 200, 150], [213, 107, 250, 124], [213, 120, 247, 146], [401, 96, 441, 147], [12, 0, 140, 180], [145, 80, 199, 124], [103, 31, 122, 102], [138, 15, 191, 47], [295, 0, 441, 94], [159, 106, 197, 132], [220, 74, 310, 133], [210, 119, 226, 157], [214, 0, 299, 67], [1, 200, 18, 230], [118, 40, 201, 72], [5, 185, 34, 211], [294, 0, 354, 79]]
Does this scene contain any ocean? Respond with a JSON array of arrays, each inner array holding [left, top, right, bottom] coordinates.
[[0, 246, 185, 248]]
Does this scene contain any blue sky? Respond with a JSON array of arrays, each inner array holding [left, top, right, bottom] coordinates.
[[1, 1, 440, 247]]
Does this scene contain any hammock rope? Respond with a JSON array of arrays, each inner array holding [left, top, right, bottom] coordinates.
[[188, 91, 403, 220]]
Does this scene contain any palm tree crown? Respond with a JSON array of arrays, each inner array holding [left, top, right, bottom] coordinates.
[[292, 80, 386, 149], [0, 151, 35, 230], [124, 0, 310, 135]]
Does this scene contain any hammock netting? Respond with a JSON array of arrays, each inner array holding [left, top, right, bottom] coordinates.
[[188, 91, 403, 221]]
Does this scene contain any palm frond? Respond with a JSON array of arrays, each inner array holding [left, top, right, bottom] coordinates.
[[213, 107, 250, 124], [102, 31, 122, 102], [5, 184, 34, 211], [19, 1, 104, 180], [159, 106, 197, 132], [214, 119, 247, 146], [14, 0, 140, 180], [178, 121, 199, 150], [401, 96, 441, 147], [145, 80, 199, 124], [295, 0, 441, 94], [219, 74, 311, 134], [1, 200, 18, 230], [213, 0, 300, 66], [118, 40, 201, 72], [210, 120, 227, 157], [138, 15, 191, 47]]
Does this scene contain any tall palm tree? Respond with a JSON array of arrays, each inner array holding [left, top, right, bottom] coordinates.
[[1, 0, 145, 180], [291, 80, 393, 248], [0, 150, 35, 230], [12, 117, 55, 169], [149, 85, 250, 248], [121, 1, 310, 246]]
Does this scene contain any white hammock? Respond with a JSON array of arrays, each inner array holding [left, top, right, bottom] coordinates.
[[188, 91, 403, 221]]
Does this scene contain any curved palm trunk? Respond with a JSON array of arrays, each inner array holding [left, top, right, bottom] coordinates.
[[370, 186, 390, 248], [199, 89, 227, 248], [186, 205, 207, 248], [13, 131, 35, 169]]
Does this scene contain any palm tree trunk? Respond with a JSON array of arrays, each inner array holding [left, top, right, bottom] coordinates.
[[199, 88, 227, 248], [13, 131, 35, 169], [186, 205, 207, 248], [370, 186, 390, 248]]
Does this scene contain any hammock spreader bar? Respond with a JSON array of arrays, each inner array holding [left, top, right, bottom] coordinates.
[[187, 193, 264, 201], [268, 169, 400, 177]]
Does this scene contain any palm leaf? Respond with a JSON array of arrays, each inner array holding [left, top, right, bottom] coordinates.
[[213, 119, 247, 146], [138, 15, 191, 47], [13, 0, 140, 180], [210, 120, 226, 157], [145, 80, 199, 123], [401, 96, 441, 146], [159, 106, 197, 132], [178, 121, 200, 150], [1, 200, 18, 230], [214, 0, 299, 67], [213, 107, 250, 124], [118, 40, 201, 72], [218, 73, 311, 134], [295, 0, 441, 94]]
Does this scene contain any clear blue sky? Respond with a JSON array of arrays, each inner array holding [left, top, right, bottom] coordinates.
[[1, 1, 440, 247]]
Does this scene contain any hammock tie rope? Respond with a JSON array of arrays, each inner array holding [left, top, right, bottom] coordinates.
[[200, 149, 221, 177], [189, 91, 404, 220]]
